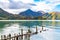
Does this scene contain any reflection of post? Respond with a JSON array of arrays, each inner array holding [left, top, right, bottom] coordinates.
[[36, 26, 38, 34], [42, 26, 44, 31], [42, 21, 45, 26], [42, 21, 44, 30]]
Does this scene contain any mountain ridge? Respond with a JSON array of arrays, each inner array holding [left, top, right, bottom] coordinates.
[[0, 8, 60, 20]]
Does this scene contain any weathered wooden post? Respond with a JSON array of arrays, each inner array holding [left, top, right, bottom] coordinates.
[[18, 33, 21, 40], [21, 29, 23, 39], [13, 33, 17, 40], [16, 34, 18, 40], [4, 35, 7, 40], [8, 34, 11, 40], [11, 34, 15, 40], [1, 35, 3, 40], [28, 33, 30, 40], [28, 28, 31, 33], [27, 29, 31, 40]]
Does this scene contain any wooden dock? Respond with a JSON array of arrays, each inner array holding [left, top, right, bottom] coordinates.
[[0, 27, 38, 40]]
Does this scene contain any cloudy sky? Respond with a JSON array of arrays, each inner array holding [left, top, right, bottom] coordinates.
[[0, 0, 60, 14]]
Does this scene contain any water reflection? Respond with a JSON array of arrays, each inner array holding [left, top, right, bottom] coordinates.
[[0, 21, 60, 40], [0, 21, 60, 28], [0, 21, 60, 35]]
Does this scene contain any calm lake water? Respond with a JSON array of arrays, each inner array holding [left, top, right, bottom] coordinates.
[[0, 21, 60, 40]]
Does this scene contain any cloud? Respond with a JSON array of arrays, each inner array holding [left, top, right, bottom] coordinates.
[[0, 0, 36, 14], [32, 0, 60, 12], [0, 0, 9, 9], [31, 2, 53, 12], [0, 0, 60, 14], [9, 1, 36, 9], [46, 0, 60, 12], [0, 0, 36, 9], [34, 0, 40, 2], [0, 0, 9, 2], [13, 0, 34, 3], [9, 1, 31, 9]]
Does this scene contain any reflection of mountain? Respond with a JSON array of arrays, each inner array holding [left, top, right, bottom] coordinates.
[[20, 21, 42, 27], [0, 21, 60, 28], [0, 21, 42, 28]]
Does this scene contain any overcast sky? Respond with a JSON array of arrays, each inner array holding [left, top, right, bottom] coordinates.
[[0, 0, 60, 14]]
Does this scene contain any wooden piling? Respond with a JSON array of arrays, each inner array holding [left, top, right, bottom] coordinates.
[[21, 29, 23, 39], [12, 34, 15, 40], [18, 33, 21, 40], [4, 35, 7, 40], [16, 35, 18, 40], [27, 33, 30, 40], [27, 29, 31, 40], [28, 28, 31, 33], [1, 35, 3, 40], [8, 34, 11, 40], [0, 28, 39, 40], [28, 33, 30, 40]]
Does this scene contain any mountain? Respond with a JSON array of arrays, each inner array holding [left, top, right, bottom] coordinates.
[[55, 12, 60, 20], [0, 8, 12, 16], [49, 12, 60, 20], [19, 9, 43, 18], [0, 8, 15, 20], [43, 13, 51, 17], [0, 8, 60, 20], [37, 11, 45, 14]]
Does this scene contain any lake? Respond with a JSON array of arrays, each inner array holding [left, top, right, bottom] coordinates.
[[0, 20, 60, 40]]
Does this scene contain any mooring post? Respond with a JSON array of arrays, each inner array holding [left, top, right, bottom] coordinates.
[[21, 29, 23, 39], [8, 34, 11, 40], [4, 35, 7, 40], [27, 32, 30, 40], [1, 35, 3, 40], [27, 28, 31, 40], [16, 34, 18, 40], [28, 33, 30, 40], [13, 33, 17, 40], [18, 33, 21, 40]]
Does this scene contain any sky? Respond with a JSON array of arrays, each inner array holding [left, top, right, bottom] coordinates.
[[0, 0, 60, 14]]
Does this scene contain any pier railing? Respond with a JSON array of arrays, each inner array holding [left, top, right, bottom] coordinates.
[[0, 27, 38, 40]]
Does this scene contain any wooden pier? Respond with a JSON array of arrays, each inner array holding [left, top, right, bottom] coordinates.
[[0, 27, 38, 40]]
